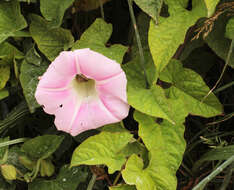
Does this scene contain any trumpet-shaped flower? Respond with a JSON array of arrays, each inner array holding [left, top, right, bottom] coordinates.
[[35, 49, 129, 136]]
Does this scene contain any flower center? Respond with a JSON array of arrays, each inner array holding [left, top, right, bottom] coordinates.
[[71, 74, 98, 101]]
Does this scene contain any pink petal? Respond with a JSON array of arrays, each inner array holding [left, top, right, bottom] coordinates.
[[96, 72, 128, 102], [35, 88, 72, 114], [51, 51, 78, 76], [38, 51, 77, 89], [54, 93, 82, 134], [74, 49, 123, 81], [96, 72, 129, 120], [69, 99, 120, 136], [35, 49, 130, 136]]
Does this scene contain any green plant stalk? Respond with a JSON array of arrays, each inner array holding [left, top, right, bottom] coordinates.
[[192, 155, 234, 190], [127, 0, 149, 88], [0, 138, 29, 148], [87, 173, 97, 190], [220, 162, 234, 190]]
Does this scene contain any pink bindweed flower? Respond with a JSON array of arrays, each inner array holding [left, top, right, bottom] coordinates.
[[35, 49, 129, 136]]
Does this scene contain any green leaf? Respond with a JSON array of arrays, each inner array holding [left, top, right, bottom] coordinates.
[[133, 0, 163, 23], [192, 145, 234, 173], [119, 141, 148, 159], [110, 184, 136, 190], [0, 42, 24, 59], [160, 59, 223, 117], [19, 60, 48, 113], [0, 89, 9, 101], [72, 18, 127, 64], [204, 0, 219, 17], [225, 17, 234, 39], [40, 0, 74, 28], [29, 14, 74, 61], [21, 135, 64, 160], [123, 61, 180, 124], [122, 111, 186, 190], [25, 46, 42, 66], [0, 65, 10, 90], [148, 0, 207, 73], [100, 123, 129, 133], [71, 129, 132, 174], [29, 165, 88, 190], [0, 0, 27, 43], [205, 14, 234, 68]]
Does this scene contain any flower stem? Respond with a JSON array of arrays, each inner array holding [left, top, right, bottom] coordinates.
[[127, 0, 149, 89], [87, 173, 97, 190], [192, 155, 234, 190]]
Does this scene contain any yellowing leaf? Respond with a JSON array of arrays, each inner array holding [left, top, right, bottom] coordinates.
[[160, 59, 223, 117], [204, 0, 219, 17], [0, 65, 10, 90], [71, 128, 132, 174], [148, 0, 207, 73], [122, 111, 186, 190]]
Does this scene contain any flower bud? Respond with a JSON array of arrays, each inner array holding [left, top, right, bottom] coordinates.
[[40, 159, 55, 177], [19, 155, 36, 170], [1, 164, 17, 180]]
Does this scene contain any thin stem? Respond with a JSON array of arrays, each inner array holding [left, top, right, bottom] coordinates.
[[31, 159, 42, 181], [87, 173, 97, 190], [0, 138, 29, 148], [127, 0, 149, 88], [220, 162, 234, 190], [202, 40, 234, 101], [113, 171, 122, 186], [214, 81, 234, 94], [192, 155, 234, 190], [99, 0, 105, 20]]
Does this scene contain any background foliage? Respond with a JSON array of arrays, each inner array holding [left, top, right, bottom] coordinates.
[[0, 0, 233, 190]]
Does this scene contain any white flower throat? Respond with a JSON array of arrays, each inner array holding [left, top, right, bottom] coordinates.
[[71, 74, 98, 101]]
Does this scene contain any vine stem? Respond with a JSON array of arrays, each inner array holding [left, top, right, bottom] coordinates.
[[31, 159, 42, 181], [87, 173, 97, 190], [113, 171, 122, 186], [192, 155, 234, 190], [202, 39, 234, 101], [127, 0, 149, 89], [99, 0, 105, 20], [0, 138, 29, 148]]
